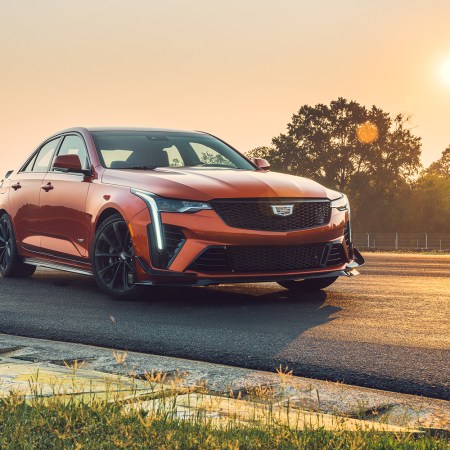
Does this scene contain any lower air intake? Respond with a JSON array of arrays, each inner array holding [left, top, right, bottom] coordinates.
[[189, 244, 327, 273]]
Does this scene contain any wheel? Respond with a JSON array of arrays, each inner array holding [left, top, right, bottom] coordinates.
[[277, 276, 338, 292], [92, 214, 142, 300], [0, 213, 36, 278]]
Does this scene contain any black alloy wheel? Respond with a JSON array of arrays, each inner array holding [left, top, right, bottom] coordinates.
[[0, 217, 12, 271], [0, 213, 36, 278], [92, 214, 142, 300]]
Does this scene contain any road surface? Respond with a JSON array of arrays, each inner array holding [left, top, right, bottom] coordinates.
[[0, 252, 448, 399]]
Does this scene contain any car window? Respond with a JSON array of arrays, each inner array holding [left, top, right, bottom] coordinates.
[[100, 150, 133, 168], [165, 145, 183, 167], [21, 153, 38, 172], [91, 131, 255, 170], [190, 142, 237, 168], [55, 135, 89, 170], [32, 138, 61, 173]]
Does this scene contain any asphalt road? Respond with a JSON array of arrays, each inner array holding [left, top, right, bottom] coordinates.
[[0, 253, 449, 399]]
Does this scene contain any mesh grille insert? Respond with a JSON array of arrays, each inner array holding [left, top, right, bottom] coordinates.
[[211, 200, 331, 232], [229, 244, 324, 272], [189, 244, 326, 273]]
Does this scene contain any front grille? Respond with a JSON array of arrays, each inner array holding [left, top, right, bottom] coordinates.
[[189, 244, 326, 273], [211, 200, 331, 232], [326, 244, 347, 267], [163, 225, 185, 262]]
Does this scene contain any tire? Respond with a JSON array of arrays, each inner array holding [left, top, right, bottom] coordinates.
[[91, 214, 143, 300], [0, 213, 36, 278], [277, 276, 338, 292]]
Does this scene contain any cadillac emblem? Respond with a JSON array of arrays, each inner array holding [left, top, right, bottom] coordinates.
[[271, 205, 294, 217]]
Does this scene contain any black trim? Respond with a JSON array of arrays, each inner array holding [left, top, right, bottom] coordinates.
[[21, 247, 89, 264], [135, 268, 357, 287], [23, 257, 92, 276], [320, 243, 333, 267], [51, 132, 93, 177], [20, 136, 62, 173], [164, 225, 186, 267], [187, 241, 347, 274], [132, 248, 363, 286]]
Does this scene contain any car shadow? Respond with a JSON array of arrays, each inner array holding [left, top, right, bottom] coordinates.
[[2, 270, 342, 372]]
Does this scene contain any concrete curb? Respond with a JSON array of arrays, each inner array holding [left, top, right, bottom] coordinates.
[[0, 333, 448, 432]]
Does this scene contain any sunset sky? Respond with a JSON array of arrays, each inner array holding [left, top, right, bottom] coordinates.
[[1, 0, 449, 177]]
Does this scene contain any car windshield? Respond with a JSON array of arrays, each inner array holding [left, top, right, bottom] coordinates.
[[91, 131, 255, 171]]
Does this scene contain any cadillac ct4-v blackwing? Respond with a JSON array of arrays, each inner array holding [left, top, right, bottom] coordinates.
[[0, 128, 364, 299]]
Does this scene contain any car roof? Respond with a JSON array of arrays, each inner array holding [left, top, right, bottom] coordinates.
[[56, 127, 206, 135]]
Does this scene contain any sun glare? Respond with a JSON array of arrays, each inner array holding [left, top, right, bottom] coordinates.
[[440, 58, 450, 86]]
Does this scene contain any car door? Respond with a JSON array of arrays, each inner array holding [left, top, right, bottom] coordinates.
[[8, 137, 61, 251], [39, 134, 91, 259]]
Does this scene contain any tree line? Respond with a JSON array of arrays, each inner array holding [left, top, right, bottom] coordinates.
[[247, 98, 450, 233]]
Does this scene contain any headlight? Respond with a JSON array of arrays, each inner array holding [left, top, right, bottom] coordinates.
[[131, 189, 212, 251], [330, 194, 349, 211], [131, 189, 212, 213], [154, 197, 212, 213]]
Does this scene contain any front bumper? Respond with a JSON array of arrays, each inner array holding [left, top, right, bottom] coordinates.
[[129, 206, 364, 286], [134, 248, 365, 286]]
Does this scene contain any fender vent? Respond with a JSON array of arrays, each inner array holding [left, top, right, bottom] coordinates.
[[163, 225, 186, 263]]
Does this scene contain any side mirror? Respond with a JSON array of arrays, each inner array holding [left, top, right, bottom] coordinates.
[[53, 154, 88, 175], [252, 158, 270, 170]]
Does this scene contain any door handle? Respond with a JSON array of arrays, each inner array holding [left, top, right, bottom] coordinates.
[[41, 182, 54, 192], [11, 182, 21, 190]]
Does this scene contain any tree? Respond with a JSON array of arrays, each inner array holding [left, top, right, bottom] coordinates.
[[410, 172, 450, 233], [427, 146, 450, 176], [247, 98, 422, 231]]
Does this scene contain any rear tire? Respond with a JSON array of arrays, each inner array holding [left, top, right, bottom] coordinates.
[[0, 213, 36, 278], [277, 276, 338, 292], [92, 214, 143, 300]]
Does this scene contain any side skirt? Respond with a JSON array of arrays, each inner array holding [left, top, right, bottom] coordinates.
[[23, 258, 93, 277]]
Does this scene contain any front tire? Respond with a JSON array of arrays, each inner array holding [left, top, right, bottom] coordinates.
[[277, 276, 338, 292], [0, 213, 36, 278], [92, 214, 142, 300]]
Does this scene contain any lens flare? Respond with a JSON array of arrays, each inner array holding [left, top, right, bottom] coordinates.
[[356, 121, 379, 144]]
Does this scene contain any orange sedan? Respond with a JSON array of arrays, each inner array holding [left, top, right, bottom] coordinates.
[[0, 128, 364, 299]]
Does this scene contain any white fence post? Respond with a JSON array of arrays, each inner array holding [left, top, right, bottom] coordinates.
[[353, 233, 449, 251]]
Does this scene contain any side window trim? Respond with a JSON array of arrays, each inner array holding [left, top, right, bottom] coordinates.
[[20, 151, 39, 173], [52, 132, 92, 174], [19, 136, 62, 173]]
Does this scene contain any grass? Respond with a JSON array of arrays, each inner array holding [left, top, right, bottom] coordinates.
[[0, 391, 447, 449], [0, 360, 447, 449]]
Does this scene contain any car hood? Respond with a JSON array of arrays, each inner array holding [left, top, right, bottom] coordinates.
[[101, 168, 337, 201]]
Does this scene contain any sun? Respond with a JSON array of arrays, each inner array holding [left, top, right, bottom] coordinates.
[[440, 58, 450, 86]]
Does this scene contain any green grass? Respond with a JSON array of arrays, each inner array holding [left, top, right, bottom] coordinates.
[[0, 394, 447, 449]]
